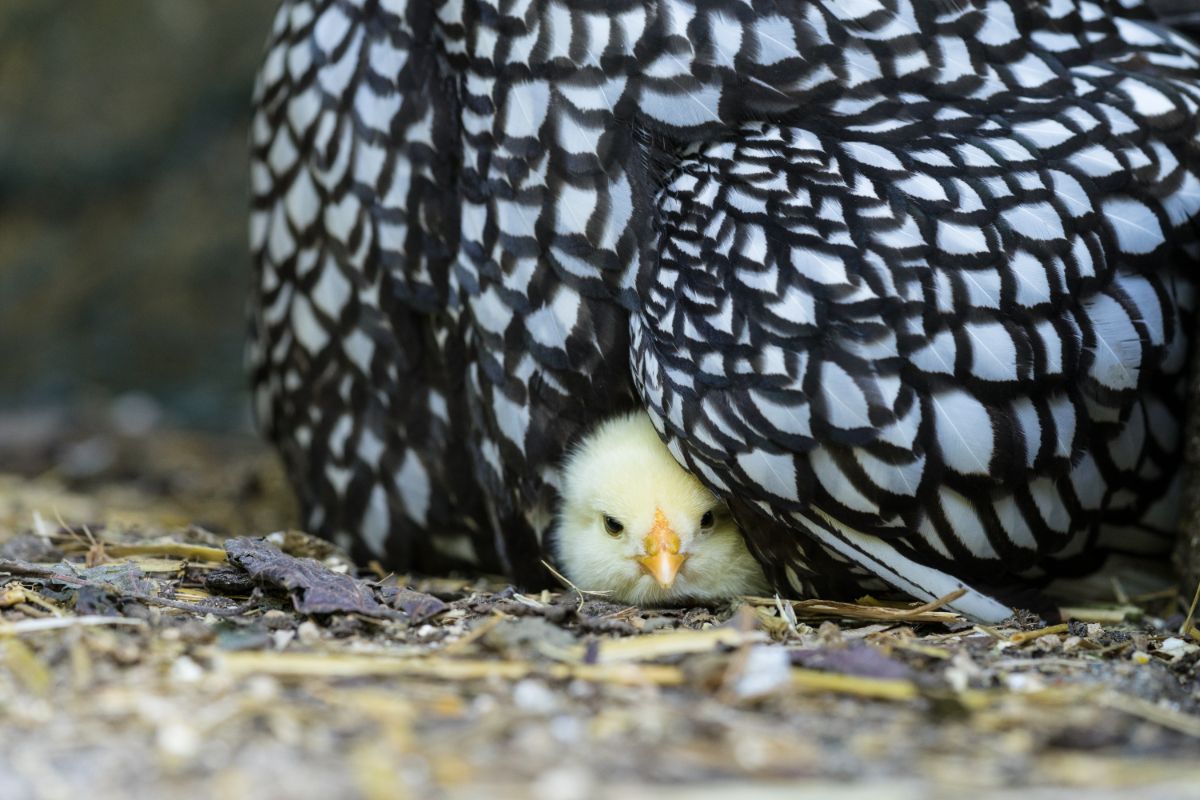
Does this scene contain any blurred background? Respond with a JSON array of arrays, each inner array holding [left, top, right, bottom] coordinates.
[[0, 0, 277, 442], [0, 0, 290, 531]]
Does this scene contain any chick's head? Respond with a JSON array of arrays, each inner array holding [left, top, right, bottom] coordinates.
[[554, 412, 770, 605]]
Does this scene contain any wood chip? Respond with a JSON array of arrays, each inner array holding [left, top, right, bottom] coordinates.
[[743, 589, 966, 624], [216, 651, 685, 686], [790, 667, 919, 701], [579, 626, 767, 664]]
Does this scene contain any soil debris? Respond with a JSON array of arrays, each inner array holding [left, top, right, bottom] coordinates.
[[0, 429, 1198, 799], [223, 536, 395, 619]]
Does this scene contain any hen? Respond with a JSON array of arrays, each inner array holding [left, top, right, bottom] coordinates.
[[250, 0, 1200, 619]]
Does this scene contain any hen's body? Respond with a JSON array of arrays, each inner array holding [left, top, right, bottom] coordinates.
[[250, 0, 1200, 619]]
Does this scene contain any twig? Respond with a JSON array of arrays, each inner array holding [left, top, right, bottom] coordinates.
[[773, 593, 800, 635], [53, 508, 94, 547], [791, 667, 919, 701], [868, 632, 952, 660], [438, 611, 509, 656], [882, 588, 968, 616], [991, 657, 1093, 670], [742, 589, 966, 624], [972, 624, 1007, 640], [1110, 575, 1130, 606], [58, 542, 228, 563], [1060, 606, 1139, 624], [569, 626, 766, 665], [52, 508, 108, 568], [0, 616, 147, 635], [539, 560, 612, 613], [1010, 623, 1070, 645], [1129, 587, 1178, 604], [31, 510, 51, 539], [20, 589, 65, 617], [1100, 692, 1200, 739], [0, 558, 252, 618], [1091, 640, 1135, 658], [144, 595, 259, 617], [1181, 578, 1200, 641], [1, 559, 100, 587], [216, 651, 686, 686]]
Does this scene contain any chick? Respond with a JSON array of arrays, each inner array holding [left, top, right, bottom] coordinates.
[[554, 412, 770, 605]]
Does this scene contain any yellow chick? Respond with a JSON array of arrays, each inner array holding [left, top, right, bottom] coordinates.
[[554, 412, 770, 605]]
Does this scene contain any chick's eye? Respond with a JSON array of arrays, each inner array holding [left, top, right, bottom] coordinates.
[[700, 510, 715, 530], [603, 515, 624, 536]]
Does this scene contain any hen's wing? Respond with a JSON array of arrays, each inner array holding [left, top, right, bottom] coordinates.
[[632, 8, 1200, 619]]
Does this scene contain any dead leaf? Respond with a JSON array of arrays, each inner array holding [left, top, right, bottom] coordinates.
[[223, 537, 394, 618], [383, 587, 449, 624]]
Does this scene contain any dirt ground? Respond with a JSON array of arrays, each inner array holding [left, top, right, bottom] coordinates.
[[0, 420, 1198, 800]]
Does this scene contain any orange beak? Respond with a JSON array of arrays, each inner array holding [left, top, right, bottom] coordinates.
[[637, 508, 686, 589]]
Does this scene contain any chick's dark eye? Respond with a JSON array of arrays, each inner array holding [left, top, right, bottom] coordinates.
[[700, 510, 715, 529], [603, 515, 624, 536]]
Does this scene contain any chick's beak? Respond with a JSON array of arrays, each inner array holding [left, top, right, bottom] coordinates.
[[638, 508, 686, 589]]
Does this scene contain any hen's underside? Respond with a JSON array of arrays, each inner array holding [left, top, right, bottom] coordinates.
[[250, 0, 1200, 619]]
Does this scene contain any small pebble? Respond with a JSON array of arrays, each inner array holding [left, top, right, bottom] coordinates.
[[1003, 673, 1045, 693], [169, 656, 204, 684], [549, 715, 583, 744], [296, 620, 322, 645], [513, 679, 559, 714], [156, 720, 200, 760], [729, 645, 791, 700], [1159, 637, 1198, 659], [261, 609, 293, 630], [532, 765, 593, 800]]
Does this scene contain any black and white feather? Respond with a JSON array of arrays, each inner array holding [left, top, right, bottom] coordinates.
[[250, 0, 1200, 619]]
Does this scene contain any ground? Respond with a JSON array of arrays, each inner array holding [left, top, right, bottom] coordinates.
[[0, 420, 1198, 800]]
